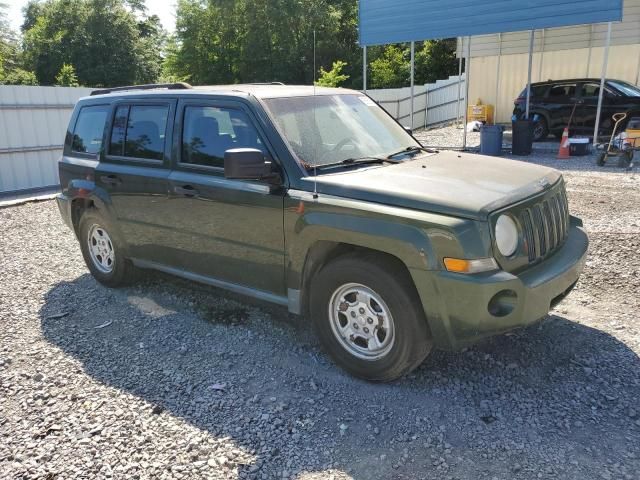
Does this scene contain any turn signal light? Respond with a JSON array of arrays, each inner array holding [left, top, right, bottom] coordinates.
[[444, 257, 498, 274]]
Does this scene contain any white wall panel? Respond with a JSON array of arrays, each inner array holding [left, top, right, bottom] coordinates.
[[0, 86, 92, 195]]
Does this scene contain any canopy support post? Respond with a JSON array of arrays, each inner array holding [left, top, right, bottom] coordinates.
[[525, 30, 534, 120], [410, 41, 415, 129], [594, 22, 612, 145], [494, 33, 502, 124], [462, 36, 471, 150], [363, 46, 367, 93], [456, 41, 463, 125]]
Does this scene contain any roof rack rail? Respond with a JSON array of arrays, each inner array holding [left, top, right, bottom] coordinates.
[[90, 82, 193, 96], [244, 82, 285, 86]]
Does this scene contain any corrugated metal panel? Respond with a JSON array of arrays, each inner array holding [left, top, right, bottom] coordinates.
[[0, 86, 93, 195], [459, 0, 640, 57], [360, 0, 623, 46]]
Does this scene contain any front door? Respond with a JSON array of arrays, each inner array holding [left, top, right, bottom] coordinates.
[[165, 99, 287, 296]]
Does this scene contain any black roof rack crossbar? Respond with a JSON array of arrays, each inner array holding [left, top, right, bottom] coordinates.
[[90, 82, 193, 96]]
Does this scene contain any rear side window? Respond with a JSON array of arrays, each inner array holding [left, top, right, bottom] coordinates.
[[71, 105, 109, 154], [548, 84, 577, 98], [181, 106, 265, 168], [108, 104, 169, 161]]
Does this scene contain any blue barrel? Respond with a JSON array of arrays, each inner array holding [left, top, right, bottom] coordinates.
[[480, 125, 504, 156]]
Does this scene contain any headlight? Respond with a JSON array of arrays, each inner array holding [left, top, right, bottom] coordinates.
[[495, 215, 519, 257]]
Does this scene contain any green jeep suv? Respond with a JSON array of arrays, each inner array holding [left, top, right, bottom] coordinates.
[[56, 83, 588, 381]]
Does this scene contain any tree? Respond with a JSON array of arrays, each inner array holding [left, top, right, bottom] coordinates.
[[165, 0, 363, 88], [369, 45, 409, 89], [316, 60, 349, 87], [415, 39, 458, 85], [21, 0, 165, 87], [0, 2, 16, 79], [55, 63, 80, 86], [3, 68, 39, 85]]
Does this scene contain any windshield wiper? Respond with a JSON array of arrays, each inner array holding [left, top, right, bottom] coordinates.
[[313, 156, 400, 170], [386, 145, 438, 159]]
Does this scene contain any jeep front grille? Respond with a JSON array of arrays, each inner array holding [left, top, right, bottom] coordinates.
[[519, 186, 570, 263]]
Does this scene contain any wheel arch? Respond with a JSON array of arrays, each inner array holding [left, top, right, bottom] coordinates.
[[297, 241, 428, 333]]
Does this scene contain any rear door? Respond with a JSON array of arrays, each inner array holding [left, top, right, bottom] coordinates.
[[96, 98, 177, 264], [164, 98, 287, 296], [543, 82, 578, 132]]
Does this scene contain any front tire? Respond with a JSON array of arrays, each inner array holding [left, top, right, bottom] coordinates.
[[78, 209, 137, 287], [310, 254, 432, 381]]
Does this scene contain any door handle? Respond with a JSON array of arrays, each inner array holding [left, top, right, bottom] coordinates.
[[174, 185, 199, 197], [100, 174, 122, 185]]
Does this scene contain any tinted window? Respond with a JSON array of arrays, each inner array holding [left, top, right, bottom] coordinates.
[[520, 86, 548, 98], [109, 105, 129, 156], [182, 106, 265, 168], [71, 105, 109, 154], [123, 105, 169, 161], [608, 80, 640, 98], [548, 84, 576, 97], [581, 83, 614, 98]]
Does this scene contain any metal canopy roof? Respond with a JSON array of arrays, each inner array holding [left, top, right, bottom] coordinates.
[[359, 0, 624, 46]]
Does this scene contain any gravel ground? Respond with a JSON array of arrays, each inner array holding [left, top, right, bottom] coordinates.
[[1, 151, 639, 480]]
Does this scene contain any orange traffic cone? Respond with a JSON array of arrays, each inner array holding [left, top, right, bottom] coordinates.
[[557, 128, 570, 159]]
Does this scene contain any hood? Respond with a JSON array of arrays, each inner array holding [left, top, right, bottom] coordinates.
[[305, 151, 561, 220]]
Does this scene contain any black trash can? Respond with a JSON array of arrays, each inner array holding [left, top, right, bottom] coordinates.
[[480, 125, 504, 156], [512, 119, 534, 156]]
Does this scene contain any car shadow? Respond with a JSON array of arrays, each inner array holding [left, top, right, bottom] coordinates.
[[40, 273, 640, 479]]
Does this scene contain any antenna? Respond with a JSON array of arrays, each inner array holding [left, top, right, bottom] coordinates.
[[313, 29, 318, 200]]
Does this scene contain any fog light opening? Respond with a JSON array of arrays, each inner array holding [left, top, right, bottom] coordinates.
[[488, 290, 518, 317]]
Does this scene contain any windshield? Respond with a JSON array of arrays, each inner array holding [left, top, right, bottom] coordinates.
[[263, 94, 420, 169], [608, 80, 640, 98]]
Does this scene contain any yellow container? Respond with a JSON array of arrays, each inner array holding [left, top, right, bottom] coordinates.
[[467, 104, 494, 124]]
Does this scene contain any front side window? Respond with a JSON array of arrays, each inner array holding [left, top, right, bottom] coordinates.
[[71, 105, 109, 154], [581, 83, 614, 98], [181, 106, 265, 168], [263, 94, 419, 169]]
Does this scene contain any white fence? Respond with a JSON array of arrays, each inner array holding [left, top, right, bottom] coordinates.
[[0, 86, 92, 196], [367, 74, 465, 130]]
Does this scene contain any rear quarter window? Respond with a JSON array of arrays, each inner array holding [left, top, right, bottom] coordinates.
[[70, 105, 109, 155]]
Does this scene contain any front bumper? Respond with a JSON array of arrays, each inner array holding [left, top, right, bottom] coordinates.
[[412, 218, 588, 350]]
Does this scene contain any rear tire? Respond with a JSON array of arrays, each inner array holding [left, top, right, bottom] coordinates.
[[78, 209, 138, 287], [310, 254, 432, 382], [532, 118, 549, 142]]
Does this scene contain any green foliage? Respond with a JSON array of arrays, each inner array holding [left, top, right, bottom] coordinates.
[[369, 45, 409, 89], [21, 0, 165, 87], [55, 63, 80, 86], [316, 60, 349, 87], [3, 68, 39, 85], [0, 2, 17, 78], [415, 39, 458, 85], [165, 0, 362, 88]]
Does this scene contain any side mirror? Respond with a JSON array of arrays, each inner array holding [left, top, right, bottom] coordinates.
[[224, 148, 274, 180], [404, 126, 413, 135]]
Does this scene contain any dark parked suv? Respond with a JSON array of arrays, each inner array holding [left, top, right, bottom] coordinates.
[[513, 78, 640, 141], [57, 83, 588, 381]]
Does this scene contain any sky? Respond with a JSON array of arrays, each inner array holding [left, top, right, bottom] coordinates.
[[3, 0, 177, 32]]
